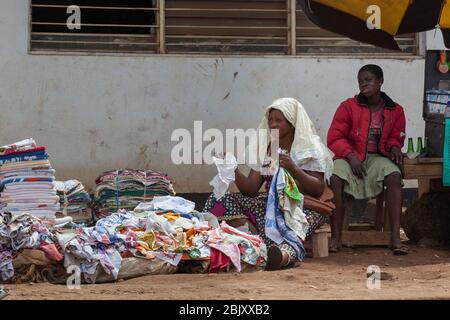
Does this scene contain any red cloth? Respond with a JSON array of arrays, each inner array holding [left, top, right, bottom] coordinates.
[[39, 243, 64, 261], [327, 93, 406, 162], [2, 146, 46, 156], [209, 248, 231, 273]]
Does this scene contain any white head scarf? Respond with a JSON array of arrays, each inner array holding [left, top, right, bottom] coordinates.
[[245, 98, 334, 182]]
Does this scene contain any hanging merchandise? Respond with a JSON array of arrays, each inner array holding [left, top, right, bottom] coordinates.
[[437, 50, 450, 74]]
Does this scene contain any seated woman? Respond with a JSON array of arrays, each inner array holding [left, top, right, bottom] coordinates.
[[327, 64, 408, 255], [204, 97, 334, 270]]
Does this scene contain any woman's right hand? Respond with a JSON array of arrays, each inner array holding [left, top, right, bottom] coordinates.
[[347, 153, 367, 179]]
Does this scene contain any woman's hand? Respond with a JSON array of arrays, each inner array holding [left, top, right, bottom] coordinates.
[[279, 153, 297, 172], [347, 153, 366, 179], [390, 146, 403, 166]]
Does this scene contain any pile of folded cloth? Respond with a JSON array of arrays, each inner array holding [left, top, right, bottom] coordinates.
[[0, 196, 267, 283], [0, 139, 59, 219], [58, 196, 267, 282], [92, 169, 176, 219], [55, 180, 92, 224]]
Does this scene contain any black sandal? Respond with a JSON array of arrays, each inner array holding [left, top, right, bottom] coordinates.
[[391, 244, 409, 255]]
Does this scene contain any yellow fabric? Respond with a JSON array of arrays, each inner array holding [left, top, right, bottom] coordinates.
[[440, 2, 450, 28], [312, 0, 410, 35], [163, 212, 180, 221]]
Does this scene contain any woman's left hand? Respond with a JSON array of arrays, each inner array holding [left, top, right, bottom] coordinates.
[[279, 154, 296, 172]]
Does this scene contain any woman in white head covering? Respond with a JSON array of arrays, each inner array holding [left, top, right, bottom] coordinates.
[[204, 98, 334, 270]]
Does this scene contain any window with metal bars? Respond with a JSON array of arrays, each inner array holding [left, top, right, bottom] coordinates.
[[30, 0, 420, 56], [30, 0, 158, 53]]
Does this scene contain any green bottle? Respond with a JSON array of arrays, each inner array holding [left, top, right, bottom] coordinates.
[[416, 137, 424, 153], [407, 138, 414, 153]]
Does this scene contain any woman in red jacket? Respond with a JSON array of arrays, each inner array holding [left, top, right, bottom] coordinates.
[[327, 64, 408, 255]]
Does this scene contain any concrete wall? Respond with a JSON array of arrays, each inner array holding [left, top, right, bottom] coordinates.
[[0, 0, 426, 192]]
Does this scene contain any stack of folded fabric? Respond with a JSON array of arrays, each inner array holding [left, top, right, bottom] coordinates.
[[55, 180, 92, 224], [93, 169, 176, 219], [0, 138, 59, 219]]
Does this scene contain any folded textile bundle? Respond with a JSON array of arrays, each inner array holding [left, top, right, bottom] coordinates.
[[93, 169, 176, 219], [0, 139, 59, 219], [55, 180, 92, 224]]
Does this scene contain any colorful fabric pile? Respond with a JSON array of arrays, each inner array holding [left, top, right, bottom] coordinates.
[[1, 196, 267, 284], [93, 169, 176, 219], [0, 212, 63, 281], [0, 139, 59, 219], [58, 196, 266, 282], [55, 180, 92, 224]]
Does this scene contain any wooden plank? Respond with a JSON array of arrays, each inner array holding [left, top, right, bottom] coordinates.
[[342, 231, 391, 247], [158, 0, 166, 53], [166, 1, 286, 11], [166, 9, 286, 19], [166, 18, 286, 27], [403, 157, 443, 164], [288, 0, 296, 55], [403, 163, 443, 178]]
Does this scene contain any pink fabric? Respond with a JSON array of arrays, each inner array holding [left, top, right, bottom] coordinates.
[[39, 243, 63, 261], [367, 110, 383, 153], [209, 248, 231, 273], [206, 228, 241, 272]]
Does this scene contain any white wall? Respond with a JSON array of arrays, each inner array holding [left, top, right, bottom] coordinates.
[[0, 0, 426, 192]]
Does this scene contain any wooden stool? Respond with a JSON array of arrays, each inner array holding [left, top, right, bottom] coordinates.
[[311, 227, 330, 258]]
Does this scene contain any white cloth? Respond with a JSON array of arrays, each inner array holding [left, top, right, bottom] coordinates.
[[209, 153, 238, 200], [135, 196, 195, 214], [244, 97, 334, 182], [278, 170, 310, 241]]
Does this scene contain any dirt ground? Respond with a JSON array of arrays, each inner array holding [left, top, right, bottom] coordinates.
[[2, 244, 450, 300]]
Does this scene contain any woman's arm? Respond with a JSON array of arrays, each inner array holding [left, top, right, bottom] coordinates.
[[279, 154, 325, 198], [234, 168, 264, 198]]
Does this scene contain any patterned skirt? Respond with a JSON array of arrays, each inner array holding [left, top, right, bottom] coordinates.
[[203, 192, 328, 263]]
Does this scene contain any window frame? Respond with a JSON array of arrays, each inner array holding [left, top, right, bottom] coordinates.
[[27, 0, 425, 59]]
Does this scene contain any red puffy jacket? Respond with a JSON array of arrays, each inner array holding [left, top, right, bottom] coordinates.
[[327, 92, 406, 162]]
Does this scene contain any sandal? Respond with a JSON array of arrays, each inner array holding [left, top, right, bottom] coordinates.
[[329, 239, 342, 253], [390, 244, 410, 255], [265, 245, 283, 271]]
